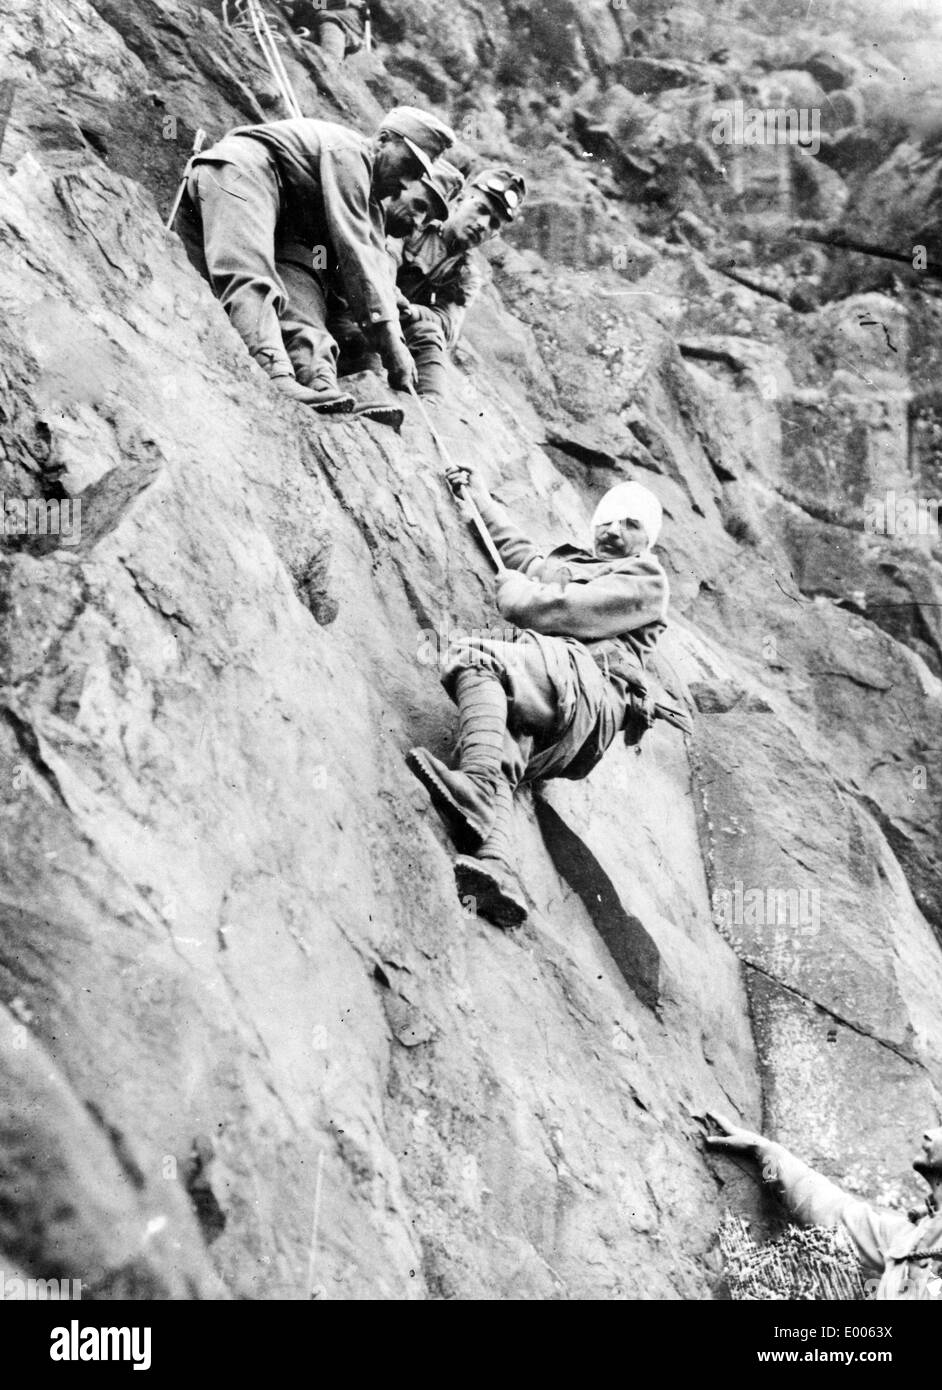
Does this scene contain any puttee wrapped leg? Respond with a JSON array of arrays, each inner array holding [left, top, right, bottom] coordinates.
[[407, 667, 507, 853]]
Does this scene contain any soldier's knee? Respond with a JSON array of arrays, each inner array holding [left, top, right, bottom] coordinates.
[[405, 316, 447, 352]]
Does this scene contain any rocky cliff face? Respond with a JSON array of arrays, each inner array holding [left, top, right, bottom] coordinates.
[[1, 0, 940, 1299]]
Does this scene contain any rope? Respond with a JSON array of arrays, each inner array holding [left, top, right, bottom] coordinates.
[[237, 0, 303, 120], [406, 384, 507, 574]]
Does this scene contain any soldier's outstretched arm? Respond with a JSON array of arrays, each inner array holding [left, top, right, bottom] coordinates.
[[444, 465, 546, 574], [704, 1110, 910, 1280], [318, 143, 399, 329]]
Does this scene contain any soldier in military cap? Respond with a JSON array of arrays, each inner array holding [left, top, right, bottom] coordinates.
[[184, 106, 454, 412], [329, 160, 464, 381], [395, 166, 527, 402], [386, 162, 464, 246]]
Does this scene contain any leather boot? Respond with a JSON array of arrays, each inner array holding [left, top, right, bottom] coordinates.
[[407, 668, 506, 853], [270, 375, 355, 412], [340, 370, 404, 427], [353, 403, 404, 429], [454, 779, 528, 929]]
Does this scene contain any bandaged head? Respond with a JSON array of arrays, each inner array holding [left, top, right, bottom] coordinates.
[[591, 481, 663, 551]]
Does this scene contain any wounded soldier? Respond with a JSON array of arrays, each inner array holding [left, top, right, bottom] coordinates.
[[408, 474, 670, 928]]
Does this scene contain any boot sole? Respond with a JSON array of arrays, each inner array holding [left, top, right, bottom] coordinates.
[[354, 404, 404, 429], [454, 857, 528, 930], [406, 748, 486, 854], [310, 395, 356, 415]]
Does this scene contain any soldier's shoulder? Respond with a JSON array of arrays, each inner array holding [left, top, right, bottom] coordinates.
[[311, 119, 369, 150]]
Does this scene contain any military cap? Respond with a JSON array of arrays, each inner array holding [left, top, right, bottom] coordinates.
[[379, 106, 456, 179], [467, 167, 527, 221], [420, 158, 464, 221]]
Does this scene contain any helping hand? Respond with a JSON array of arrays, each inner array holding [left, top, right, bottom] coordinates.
[[399, 303, 438, 326], [701, 1110, 766, 1156], [375, 322, 417, 391]]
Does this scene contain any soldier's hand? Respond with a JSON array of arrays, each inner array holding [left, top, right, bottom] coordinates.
[[446, 464, 488, 506], [701, 1110, 766, 1156], [400, 303, 438, 326], [376, 323, 417, 391]]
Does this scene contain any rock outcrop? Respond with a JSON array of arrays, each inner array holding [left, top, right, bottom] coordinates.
[[0, 0, 940, 1298]]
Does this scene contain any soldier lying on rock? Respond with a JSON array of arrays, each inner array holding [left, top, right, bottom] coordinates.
[[705, 1110, 942, 1300], [394, 166, 527, 403], [184, 106, 454, 414], [407, 474, 670, 929]]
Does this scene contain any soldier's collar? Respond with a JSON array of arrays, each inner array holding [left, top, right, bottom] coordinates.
[[548, 542, 597, 563], [548, 541, 645, 568]]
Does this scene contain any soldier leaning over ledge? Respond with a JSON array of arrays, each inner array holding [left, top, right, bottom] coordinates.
[[328, 161, 464, 382], [184, 106, 454, 412], [705, 1110, 942, 1300]]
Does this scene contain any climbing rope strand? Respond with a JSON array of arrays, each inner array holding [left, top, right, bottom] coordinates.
[[244, 0, 289, 108], [258, 5, 304, 118], [406, 384, 506, 574], [244, 0, 303, 119], [248, 2, 301, 118], [265, 7, 305, 118]]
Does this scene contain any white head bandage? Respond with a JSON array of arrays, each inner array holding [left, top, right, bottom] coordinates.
[[591, 481, 663, 550]]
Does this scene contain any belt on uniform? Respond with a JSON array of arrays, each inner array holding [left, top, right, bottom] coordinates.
[[591, 644, 692, 742]]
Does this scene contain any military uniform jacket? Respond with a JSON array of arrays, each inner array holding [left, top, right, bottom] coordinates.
[[196, 119, 396, 327], [483, 493, 668, 780], [396, 224, 486, 347], [769, 1143, 942, 1300], [478, 494, 669, 666], [441, 495, 668, 784]]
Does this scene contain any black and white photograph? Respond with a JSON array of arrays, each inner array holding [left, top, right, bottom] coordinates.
[[0, 0, 941, 1351]]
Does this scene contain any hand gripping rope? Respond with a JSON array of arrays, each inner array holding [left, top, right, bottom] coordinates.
[[406, 383, 507, 574]]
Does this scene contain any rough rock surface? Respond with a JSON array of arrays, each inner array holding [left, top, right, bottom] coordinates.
[[0, 0, 940, 1298]]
